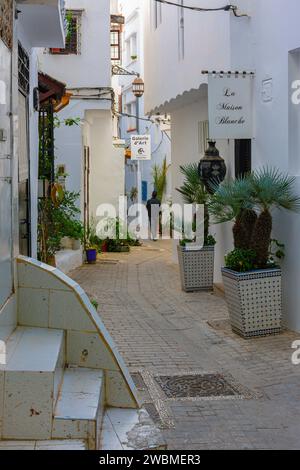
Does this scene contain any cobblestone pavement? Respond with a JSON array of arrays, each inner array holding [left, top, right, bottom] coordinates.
[[70, 240, 300, 450]]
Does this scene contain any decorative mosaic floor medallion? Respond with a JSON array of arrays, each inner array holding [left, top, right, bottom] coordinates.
[[130, 369, 261, 429], [154, 373, 240, 399]]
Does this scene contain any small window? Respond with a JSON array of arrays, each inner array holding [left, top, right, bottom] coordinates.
[[110, 15, 124, 65], [111, 30, 121, 62], [198, 120, 209, 155], [125, 101, 137, 132], [125, 34, 137, 64], [18, 42, 30, 97], [50, 10, 81, 55]]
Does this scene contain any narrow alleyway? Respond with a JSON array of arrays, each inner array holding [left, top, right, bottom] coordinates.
[[70, 241, 300, 450]]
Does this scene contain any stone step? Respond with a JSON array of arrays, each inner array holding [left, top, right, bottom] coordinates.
[[52, 367, 105, 449], [0, 327, 64, 440], [0, 439, 87, 450], [100, 408, 166, 450], [0, 326, 64, 372]]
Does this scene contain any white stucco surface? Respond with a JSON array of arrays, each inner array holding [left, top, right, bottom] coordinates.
[[143, 0, 300, 330]]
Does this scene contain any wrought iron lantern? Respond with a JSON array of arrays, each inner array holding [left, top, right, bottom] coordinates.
[[198, 141, 227, 192], [132, 76, 144, 98]]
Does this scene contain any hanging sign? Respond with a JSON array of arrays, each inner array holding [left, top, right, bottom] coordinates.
[[208, 74, 253, 139], [131, 135, 151, 161]]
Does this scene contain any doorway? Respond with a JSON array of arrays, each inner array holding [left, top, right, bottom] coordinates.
[[0, 38, 13, 308], [235, 139, 252, 178], [83, 145, 90, 243], [18, 42, 31, 256]]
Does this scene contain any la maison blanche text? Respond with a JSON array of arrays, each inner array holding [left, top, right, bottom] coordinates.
[[216, 103, 245, 125]]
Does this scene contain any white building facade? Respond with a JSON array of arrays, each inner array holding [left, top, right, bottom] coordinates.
[[118, 0, 171, 206], [0, 1, 162, 449], [0, 0, 66, 318], [39, 0, 125, 220], [143, 0, 300, 331]]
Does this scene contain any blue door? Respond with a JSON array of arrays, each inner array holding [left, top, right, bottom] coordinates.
[[142, 181, 148, 202]]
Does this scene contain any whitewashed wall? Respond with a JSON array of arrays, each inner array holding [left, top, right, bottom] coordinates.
[[0, 2, 65, 342], [39, 0, 111, 88], [39, 0, 124, 221], [231, 0, 300, 330], [49, 99, 125, 220], [170, 89, 234, 272], [84, 109, 125, 216], [143, 0, 231, 115], [119, 0, 171, 204], [143, 0, 300, 330]]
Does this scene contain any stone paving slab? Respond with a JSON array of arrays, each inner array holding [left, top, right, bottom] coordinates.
[[70, 240, 300, 450]]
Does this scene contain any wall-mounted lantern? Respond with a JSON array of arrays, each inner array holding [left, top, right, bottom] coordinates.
[[198, 141, 227, 192]]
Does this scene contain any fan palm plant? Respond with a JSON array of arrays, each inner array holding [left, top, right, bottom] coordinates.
[[249, 167, 300, 267], [209, 177, 257, 250], [210, 168, 300, 269], [176, 163, 211, 243], [152, 157, 170, 202]]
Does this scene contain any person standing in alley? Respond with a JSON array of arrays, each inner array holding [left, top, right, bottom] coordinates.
[[147, 191, 161, 241]]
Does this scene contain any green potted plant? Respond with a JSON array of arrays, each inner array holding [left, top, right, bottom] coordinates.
[[210, 168, 300, 338], [84, 219, 100, 264], [102, 218, 133, 253], [85, 243, 98, 263], [176, 163, 216, 292], [52, 190, 83, 251], [38, 183, 63, 265]]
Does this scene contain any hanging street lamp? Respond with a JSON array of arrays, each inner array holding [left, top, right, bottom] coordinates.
[[112, 65, 144, 98], [132, 76, 144, 98], [198, 141, 227, 192]]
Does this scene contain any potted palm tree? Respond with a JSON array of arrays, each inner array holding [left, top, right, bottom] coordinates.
[[152, 157, 170, 202], [210, 168, 300, 338], [152, 157, 170, 236], [176, 163, 216, 292]]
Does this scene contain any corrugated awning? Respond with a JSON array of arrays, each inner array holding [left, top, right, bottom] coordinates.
[[38, 72, 66, 106]]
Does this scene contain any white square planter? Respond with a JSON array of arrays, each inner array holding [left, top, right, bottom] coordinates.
[[222, 267, 282, 338], [177, 245, 215, 292]]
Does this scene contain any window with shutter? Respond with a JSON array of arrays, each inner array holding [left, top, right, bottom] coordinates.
[[110, 15, 123, 65], [111, 30, 121, 62]]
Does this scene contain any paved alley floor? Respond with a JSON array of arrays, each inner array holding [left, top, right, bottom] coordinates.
[[70, 240, 300, 450]]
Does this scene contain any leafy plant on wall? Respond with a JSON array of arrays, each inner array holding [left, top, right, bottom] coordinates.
[[38, 185, 83, 264], [38, 109, 82, 264]]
